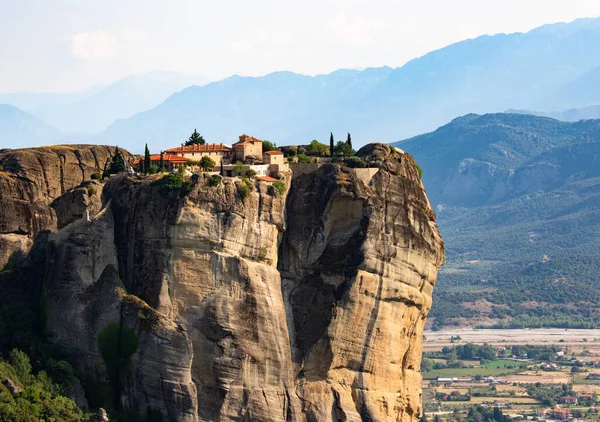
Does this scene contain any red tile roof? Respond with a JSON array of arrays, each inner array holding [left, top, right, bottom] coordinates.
[[133, 154, 187, 165], [234, 134, 262, 146], [256, 176, 278, 182], [264, 150, 283, 155], [164, 143, 231, 153]]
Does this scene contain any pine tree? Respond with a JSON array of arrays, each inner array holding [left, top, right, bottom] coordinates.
[[159, 151, 164, 172], [105, 146, 126, 177], [330, 132, 334, 157], [347, 132, 352, 149], [144, 144, 151, 173], [185, 129, 206, 146]]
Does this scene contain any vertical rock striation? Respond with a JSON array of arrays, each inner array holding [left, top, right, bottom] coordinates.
[[17, 143, 443, 421], [280, 144, 444, 421]]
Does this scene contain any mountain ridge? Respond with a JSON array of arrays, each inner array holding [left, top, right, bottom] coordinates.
[[393, 112, 600, 329]]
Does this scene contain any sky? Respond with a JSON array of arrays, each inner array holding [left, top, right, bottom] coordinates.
[[2, 0, 600, 93]]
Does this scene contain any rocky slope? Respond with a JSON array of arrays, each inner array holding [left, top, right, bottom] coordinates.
[[0, 145, 133, 267], [2, 143, 444, 421]]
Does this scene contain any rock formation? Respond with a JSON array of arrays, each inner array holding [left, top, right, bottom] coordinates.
[[1, 143, 444, 421], [0, 145, 133, 267]]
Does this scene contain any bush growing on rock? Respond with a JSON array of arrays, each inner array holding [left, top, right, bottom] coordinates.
[[272, 181, 286, 194], [152, 173, 185, 191], [91, 172, 102, 180], [209, 175, 222, 186], [344, 156, 368, 168], [237, 182, 251, 199]]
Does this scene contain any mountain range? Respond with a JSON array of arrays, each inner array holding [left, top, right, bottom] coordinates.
[[0, 104, 62, 146], [95, 17, 600, 153], [508, 105, 600, 122], [394, 113, 600, 329], [0, 71, 208, 142], [3, 18, 600, 152]]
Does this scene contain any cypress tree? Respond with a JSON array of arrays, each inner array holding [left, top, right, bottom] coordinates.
[[330, 132, 334, 157], [144, 144, 151, 173], [347, 132, 352, 149], [159, 151, 164, 172]]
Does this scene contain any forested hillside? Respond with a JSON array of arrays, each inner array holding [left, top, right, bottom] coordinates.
[[396, 113, 600, 329]]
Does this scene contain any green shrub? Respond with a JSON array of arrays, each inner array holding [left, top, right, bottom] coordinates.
[[258, 247, 268, 260], [147, 165, 158, 175], [233, 161, 244, 176], [237, 182, 251, 199], [272, 181, 286, 195], [151, 174, 185, 192], [242, 178, 252, 189], [86, 186, 96, 197], [209, 175, 222, 186], [200, 156, 215, 171], [245, 169, 257, 179], [413, 162, 423, 179], [91, 172, 102, 180], [344, 156, 368, 168], [297, 153, 310, 163], [97, 322, 139, 411]]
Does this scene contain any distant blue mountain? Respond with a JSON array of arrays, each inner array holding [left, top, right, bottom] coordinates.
[[0, 104, 62, 147], [97, 17, 600, 153], [0, 71, 209, 136]]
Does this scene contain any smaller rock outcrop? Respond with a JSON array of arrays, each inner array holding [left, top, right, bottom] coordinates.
[[2, 378, 22, 395]]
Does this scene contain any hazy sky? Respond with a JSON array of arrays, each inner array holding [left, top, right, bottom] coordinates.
[[2, 0, 600, 93]]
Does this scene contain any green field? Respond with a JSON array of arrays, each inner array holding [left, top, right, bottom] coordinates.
[[422, 366, 522, 379]]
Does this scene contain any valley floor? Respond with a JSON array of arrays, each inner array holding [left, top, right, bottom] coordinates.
[[424, 328, 600, 352]]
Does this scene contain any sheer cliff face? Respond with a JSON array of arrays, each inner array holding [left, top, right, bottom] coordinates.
[[280, 144, 444, 421], [39, 143, 444, 421], [0, 145, 132, 267]]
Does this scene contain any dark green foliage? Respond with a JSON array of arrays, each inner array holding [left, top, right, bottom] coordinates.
[[185, 129, 205, 146], [284, 146, 297, 157], [144, 144, 151, 173], [233, 161, 244, 175], [0, 356, 84, 422], [0, 165, 4, 172], [242, 178, 252, 189], [272, 181, 286, 194], [159, 151, 164, 172], [245, 169, 257, 178], [200, 156, 215, 171], [344, 156, 368, 168], [86, 186, 96, 197], [151, 173, 185, 193], [97, 323, 139, 412], [346, 132, 352, 149], [147, 164, 158, 175], [104, 146, 126, 177], [330, 132, 334, 157], [334, 141, 355, 157], [297, 153, 310, 163], [209, 174, 222, 186], [306, 140, 329, 156], [237, 182, 251, 199], [395, 114, 600, 328], [91, 172, 102, 180], [262, 140, 277, 153]]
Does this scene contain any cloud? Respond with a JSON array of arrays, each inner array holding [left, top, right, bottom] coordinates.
[[326, 13, 379, 47], [70, 30, 117, 61]]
